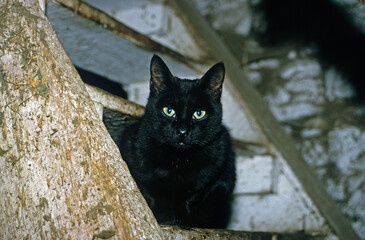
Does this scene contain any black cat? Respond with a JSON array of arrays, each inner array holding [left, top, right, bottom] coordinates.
[[118, 55, 236, 228]]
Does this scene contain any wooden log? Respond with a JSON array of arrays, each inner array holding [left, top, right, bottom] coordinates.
[[0, 1, 163, 239], [161, 226, 324, 240]]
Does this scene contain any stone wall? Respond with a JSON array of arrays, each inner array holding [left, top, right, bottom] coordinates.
[[193, 0, 365, 237]]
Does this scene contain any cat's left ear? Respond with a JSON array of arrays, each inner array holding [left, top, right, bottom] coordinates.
[[150, 55, 173, 95], [200, 62, 225, 100]]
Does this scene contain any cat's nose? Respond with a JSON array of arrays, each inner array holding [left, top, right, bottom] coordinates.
[[178, 127, 188, 137]]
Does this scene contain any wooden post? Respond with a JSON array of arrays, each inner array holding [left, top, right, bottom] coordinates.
[[0, 1, 163, 239]]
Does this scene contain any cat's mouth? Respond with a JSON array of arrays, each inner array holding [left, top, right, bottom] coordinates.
[[172, 141, 190, 150]]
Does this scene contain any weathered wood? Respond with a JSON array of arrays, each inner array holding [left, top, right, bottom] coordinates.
[[86, 84, 145, 117], [167, 1, 361, 240], [0, 1, 163, 239], [161, 226, 324, 240], [55, 0, 209, 66]]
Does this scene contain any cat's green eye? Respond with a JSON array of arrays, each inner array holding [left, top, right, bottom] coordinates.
[[193, 110, 206, 120], [163, 107, 176, 118]]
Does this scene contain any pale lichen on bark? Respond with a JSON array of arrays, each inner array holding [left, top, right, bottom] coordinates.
[[0, 1, 163, 239]]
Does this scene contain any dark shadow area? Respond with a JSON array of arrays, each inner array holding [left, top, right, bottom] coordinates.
[[75, 66, 128, 99], [254, 0, 365, 102]]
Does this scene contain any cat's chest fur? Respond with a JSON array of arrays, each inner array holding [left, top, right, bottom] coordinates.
[[135, 131, 225, 190]]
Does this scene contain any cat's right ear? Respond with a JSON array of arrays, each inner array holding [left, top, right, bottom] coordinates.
[[150, 55, 173, 95], [200, 62, 225, 101]]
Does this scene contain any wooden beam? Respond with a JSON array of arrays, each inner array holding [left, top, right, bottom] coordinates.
[[85, 84, 144, 117], [167, 1, 360, 240], [161, 226, 324, 240], [55, 0, 208, 67]]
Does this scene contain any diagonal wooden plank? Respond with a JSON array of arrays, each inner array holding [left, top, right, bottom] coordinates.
[[55, 0, 206, 67], [167, 1, 360, 240]]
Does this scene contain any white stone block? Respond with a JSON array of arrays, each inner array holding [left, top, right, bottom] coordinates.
[[229, 157, 330, 234], [85, 0, 166, 35], [234, 155, 275, 194]]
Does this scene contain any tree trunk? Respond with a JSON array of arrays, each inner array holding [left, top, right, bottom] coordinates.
[[0, 1, 163, 239]]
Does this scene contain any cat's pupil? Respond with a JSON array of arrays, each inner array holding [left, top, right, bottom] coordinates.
[[196, 111, 201, 116], [167, 108, 172, 114]]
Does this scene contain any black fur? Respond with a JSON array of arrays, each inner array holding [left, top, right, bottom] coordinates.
[[118, 55, 236, 228]]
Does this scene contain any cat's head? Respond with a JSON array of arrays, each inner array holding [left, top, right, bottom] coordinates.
[[143, 55, 225, 149]]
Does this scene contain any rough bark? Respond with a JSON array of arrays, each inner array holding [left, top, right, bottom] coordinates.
[[161, 226, 324, 240], [0, 1, 163, 239]]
